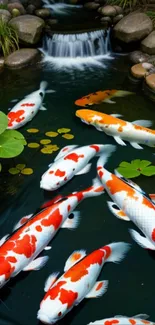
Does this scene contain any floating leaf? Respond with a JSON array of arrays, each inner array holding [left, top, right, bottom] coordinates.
[[0, 111, 8, 135], [27, 128, 39, 133], [0, 163, 2, 172], [141, 166, 155, 176], [62, 134, 74, 140], [28, 142, 40, 148], [40, 139, 51, 145], [116, 159, 155, 178], [117, 167, 141, 178], [45, 131, 58, 137], [57, 128, 71, 134], [2, 129, 27, 145], [41, 148, 53, 154], [0, 135, 24, 158], [21, 168, 33, 175], [16, 164, 26, 170], [9, 167, 20, 175]]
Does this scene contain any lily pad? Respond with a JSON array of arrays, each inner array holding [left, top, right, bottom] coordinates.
[[28, 143, 40, 148], [0, 111, 8, 135], [57, 128, 71, 134], [21, 168, 33, 175], [40, 139, 51, 145], [27, 128, 39, 133], [2, 130, 27, 145], [116, 159, 155, 178], [16, 164, 26, 170], [62, 134, 74, 140], [45, 131, 58, 138], [9, 167, 20, 175], [41, 147, 53, 154], [0, 135, 24, 158]]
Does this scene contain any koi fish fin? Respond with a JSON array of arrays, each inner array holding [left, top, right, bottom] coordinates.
[[44, 272, 60, 292], [130, 142, 143, 149], [64, 250, 86, 272], [149, 194, 155, 204], [54, 145, 78, 162], [113, 136, 126, 146], [103, 242, 131, 263], [61, 211, 81, 230], [44, 246, 52, 251], [13, 214, 33, 231], [113, 90, 134, 97], [132, 119, 153, 128], [129, 229, 155, 250], [96, 145, 116, 169], [46, 89, 56, 94], [110, 114, 123, 118], [0, 234, 10, 246], [40, 106, 47, 111], [133, 314, 149, 319], [40, 81, 48, 91], [107, 201, 130, 221], [23, 256, 49, 271], [75, 163, 92, 175], [104, 98, 116, 104], [85, 280, 109, 298], [11, 99, 18, 103]]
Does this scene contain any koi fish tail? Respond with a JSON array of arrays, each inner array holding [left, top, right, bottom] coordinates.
[[113, 90, 134, 98], [102, 242, 131, 263], [82, 177, 104, 199]]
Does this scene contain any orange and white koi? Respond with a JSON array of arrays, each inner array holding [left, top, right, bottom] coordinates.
[[75, 90, 134, 107], [76, 109, 155, 149], [40, 144, 112, 191], [7, 81, 55, 129], [0, 178, 103, 289], [37, 242, 130, 324], [96, 145, 155, 250], [88, 314, 154, 325]]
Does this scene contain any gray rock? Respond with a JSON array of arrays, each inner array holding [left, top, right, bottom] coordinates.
[[0, 57, 4, 72], [28, 0, 42, 9], [113, 14, 123, 24], [5, 48, 41, 68], [129, 50, 150, 64], [8, 2, 26, 14], [35, 8, 51, 18], [0, 9, 11, 23], [26, 4, 35, 14], [0, 0, 8, 4], [113, 5, 123, 14], [46, 18, 58, 26], [100, 5, 117, 17], [9, 14, 45, 45], [148, 55, 155, 66], [114, 12, 153, 43], [141, 31, 155, 55], [84, 2, 100, 10], [101, 16, 112, 23]]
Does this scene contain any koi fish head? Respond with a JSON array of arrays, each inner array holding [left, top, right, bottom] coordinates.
[[40, 171, 66, 191], [76, 109, 102, 125]]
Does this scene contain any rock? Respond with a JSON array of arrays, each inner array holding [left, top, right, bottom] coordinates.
[[114, 12, 153, 43], [129, 50, 150, 64], [99, 5, 117, 17], [5, 48, 41, 68], [0, 0, 8, 4], [0, 57, 4, 72], [35, 8, 51, 18], [0, 9, 11, 23], [28, 0, 42, 9], [145, 73, 155, 90], [101, 16, 112, 23], [9, 15, 45, 45], [84, 2, 100, 10], [113, 5, 123, 14], [26, 4, 35, 14], [131, 63, 147, 79], [148, 55, 155, 65], [46, 18, 58, 26], [113, 14, 123, 24], [8, 2, 26, 15], [141, 31, 155, 55]]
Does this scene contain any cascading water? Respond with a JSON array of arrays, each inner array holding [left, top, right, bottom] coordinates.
[[43, 0, 81, 15]]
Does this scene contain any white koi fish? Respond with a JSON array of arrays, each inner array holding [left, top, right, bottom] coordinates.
[[40, 144, 113, 191], [37, 242, 130, 324], [76, 109, 155, 149], [7, 81, 55, 129], [88, 314, 154, 325], [0, 177, 103, 289], [96, 145, 155, 250]]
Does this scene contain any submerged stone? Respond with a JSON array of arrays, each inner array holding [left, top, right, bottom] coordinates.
[[35, 8, 51, 19], [129, 50, 150, 64], [5, 48, 41, 69], [131, 63, 147, 79], [146, 73, 155, 90]]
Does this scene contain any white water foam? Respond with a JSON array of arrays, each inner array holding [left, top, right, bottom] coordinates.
[[43, 0, 82, 15]]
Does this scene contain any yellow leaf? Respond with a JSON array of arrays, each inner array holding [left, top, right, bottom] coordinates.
[[41, 148, 53, 154], [52, 146, 59, 152], [40, 139, 51, 145], [45, 131, 58, 137], [62, 134, 74, 139], [21, 168, 33, 175], [57, 128, 71, 134], [27, 128, 39, 133], [8, 167, 20, 175], [28, 143, 40, 148], [16, 164, 26, 170]]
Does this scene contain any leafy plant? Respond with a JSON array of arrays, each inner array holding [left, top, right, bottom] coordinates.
[[116, 159, 155, 178], [0, 4, 8, 9], [106, 0, 147, 9], [0, 18, 19, 57], [0, 111, 27, 172]]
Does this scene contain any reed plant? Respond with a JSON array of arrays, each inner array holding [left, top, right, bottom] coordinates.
[[0, 4, 8, 9], [0, 19, 19, 57], [106, 0, 147, 9]]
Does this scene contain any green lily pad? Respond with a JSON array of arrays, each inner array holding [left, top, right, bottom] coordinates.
[[9, 167, 20, 175], [0, 111, 8, 135], [0, 135, 24, 158], [2, 130, 27, 145], [116, 159, 155, 178]]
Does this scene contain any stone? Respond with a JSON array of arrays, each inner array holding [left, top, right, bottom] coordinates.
[[8, 2, 26, 15], [148, 55, 155, 66], [141, 31, 155, 55], [113, 14, 123, 24], [0, 0, 8, 4], [28, 0, 43, 9], [0, 9, 11, 23], [0, 57, 4, 72], [9, 15, 45, 45], [26, 4, 35, 14], [113, 5, 123, 14], [114, 12, 153, 43], [131, 63, 147, 79], [5, 48, 41, 68], [145, 73, 155, 90], [46, 18, 58, 26], [84, 2, 100, 10], [99, 5, 117, 17], [35, 8, 51, 19], [129, 51, 150, 64], [101, 16, 112, 23]]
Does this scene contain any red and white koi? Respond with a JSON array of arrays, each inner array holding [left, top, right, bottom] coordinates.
[[40, 144, 113, 191], [7, 81, 55, 129], [76, 109, 155, 149], [96, 145, 155, 250], [0, 178, 103, 289], [37, 242, 130, 324], [88, 314, 154, 325]]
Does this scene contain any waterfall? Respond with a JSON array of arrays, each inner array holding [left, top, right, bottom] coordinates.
[[43, 0, 82, 15]]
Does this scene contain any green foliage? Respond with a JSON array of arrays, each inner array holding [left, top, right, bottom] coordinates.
[[106, 0, 147, 9], [116, 159, 155, 178], [0, 18, 19, 57], [146, 11, 155, 28], [0, 4, 8, 9]]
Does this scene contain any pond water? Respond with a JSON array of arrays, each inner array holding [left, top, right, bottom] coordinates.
[[0, 12, 155, 325]]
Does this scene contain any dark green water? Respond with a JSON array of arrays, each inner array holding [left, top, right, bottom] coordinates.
[[0, 52, 155, 325]]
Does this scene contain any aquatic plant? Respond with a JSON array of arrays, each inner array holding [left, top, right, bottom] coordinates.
[[0, 111, 27, 172], [0, 18, 19, 57], [106, 0, 147, 9], [9, 164, 33, 175], [116, 159, 155, 178]]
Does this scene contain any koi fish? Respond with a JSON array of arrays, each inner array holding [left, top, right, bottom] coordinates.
[[40, 144, 113, 191], [0, 177, 103, 289], [76, 109, 155, 149], [7, 81, 55, 129], [96, 145, 155, 250], [88, 314, 154, 325], [75, 90, 134, 107], [37, 241, 130, 324]]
